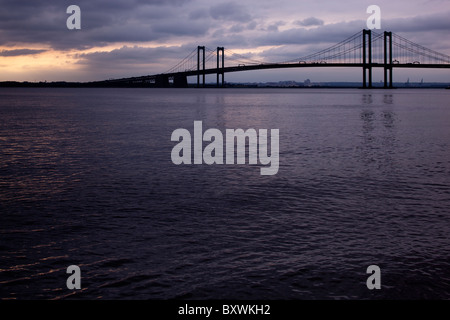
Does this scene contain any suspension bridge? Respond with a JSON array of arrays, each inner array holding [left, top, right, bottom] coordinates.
[[96, 29, 450, 88]]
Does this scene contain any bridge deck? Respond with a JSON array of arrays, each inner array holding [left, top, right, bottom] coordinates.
[[101, 63, 450, 84]]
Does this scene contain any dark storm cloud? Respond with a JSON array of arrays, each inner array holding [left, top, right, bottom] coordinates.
[[0, 49, 47, 56], [0, 0, 195, 50], [1, 0, 448, 52]]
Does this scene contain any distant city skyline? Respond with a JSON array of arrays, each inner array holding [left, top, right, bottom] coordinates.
[[0, 0, 449, 83]]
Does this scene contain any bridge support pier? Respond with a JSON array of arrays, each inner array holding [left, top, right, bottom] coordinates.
[[174, 74, 188, 88], [384, 68, 393, 88], [384, 31, 393, 88], [217, 47, 225, 87], [197, 46, 205, 88], [155, 75, 169, 88], [362, 29, 372, 88]]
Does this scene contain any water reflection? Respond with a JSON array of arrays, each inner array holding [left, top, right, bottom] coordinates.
[[359, 105, 398, 176], [383, 94, 393, 105], [362, 94, 373, 105], [381, 110, 396, 128]]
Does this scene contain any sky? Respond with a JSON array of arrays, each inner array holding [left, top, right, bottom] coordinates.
[[0, 0, 449, 83]]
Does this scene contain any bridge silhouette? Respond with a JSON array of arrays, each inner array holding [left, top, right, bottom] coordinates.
[[98, 29, 450, 88]]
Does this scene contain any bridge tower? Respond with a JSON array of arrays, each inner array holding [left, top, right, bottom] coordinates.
[[362, 29, 372, 88], [384, 31, 393, 88], [197, 46, 205, 88], [217, 47, 225, 87]]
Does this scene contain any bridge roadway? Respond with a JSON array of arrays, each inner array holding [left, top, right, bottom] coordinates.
[[97, 62, 450, 86]]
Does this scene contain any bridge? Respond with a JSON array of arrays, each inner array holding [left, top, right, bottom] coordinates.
[[96, 29, 450, 88]]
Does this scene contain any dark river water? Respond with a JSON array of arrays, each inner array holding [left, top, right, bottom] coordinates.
[[1, 87, 449, 299]]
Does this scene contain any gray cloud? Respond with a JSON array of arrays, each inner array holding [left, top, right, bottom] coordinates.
[[383, 11, 450, 33], [75, 45, 189, 66], [267, 21, 286, 32], [252, 20, 364, 47], [209, 2, 252, 22], [189, 9, 209, 20], [0, 48, 47, 56], [295, 17, 324, 27]]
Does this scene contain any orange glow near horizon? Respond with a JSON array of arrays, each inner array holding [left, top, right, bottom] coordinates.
[[0, 42, 282, 82], [0, 41, 181, 82]]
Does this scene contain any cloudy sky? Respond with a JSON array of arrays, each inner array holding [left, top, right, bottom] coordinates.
[[0, 0, 449, 82]]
